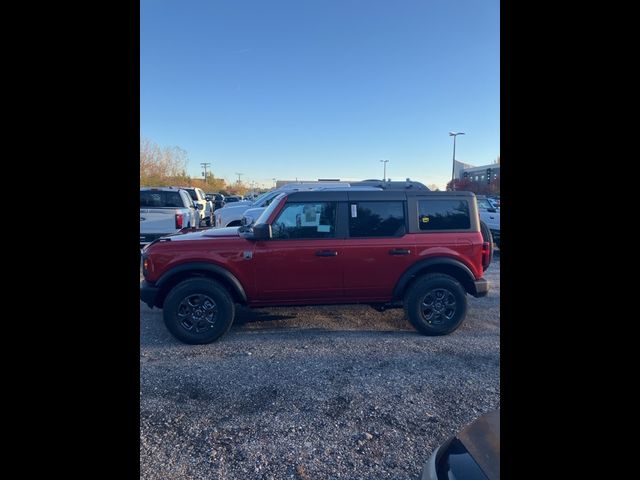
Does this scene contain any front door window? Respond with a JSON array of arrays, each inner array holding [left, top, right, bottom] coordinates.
[[271, 202, 337, 239]]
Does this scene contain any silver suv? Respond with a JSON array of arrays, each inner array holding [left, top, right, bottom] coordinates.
[[214, 182, 356, 228]]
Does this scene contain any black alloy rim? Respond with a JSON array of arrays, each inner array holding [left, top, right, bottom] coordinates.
[[421, 288, 457, 325], [177, 294, 218, 333]]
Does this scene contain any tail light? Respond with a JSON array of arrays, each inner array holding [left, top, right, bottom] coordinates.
[[142, 256, 153, 276], [175, 213, 184, 229], [481, 241, 490, 270]]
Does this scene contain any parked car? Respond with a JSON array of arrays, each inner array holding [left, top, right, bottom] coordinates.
[[215, 182, 378, 228], [140, 184, 491, 344], [215, 189, 291, 228], [205, 193, 225, 210], [140, 187, 200, 247], [476, 195, 500, 248], [421, 409, 500, 480], [224, 195, 243, 203], [182, 187, 213, 226]]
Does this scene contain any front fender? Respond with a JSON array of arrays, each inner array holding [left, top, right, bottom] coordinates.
[[156, 261, 248, 304]]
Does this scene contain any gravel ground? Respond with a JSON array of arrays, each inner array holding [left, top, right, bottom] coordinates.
[[140, 254, 500, 479]]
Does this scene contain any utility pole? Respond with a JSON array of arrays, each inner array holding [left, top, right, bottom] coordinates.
[[235, 172, 243, 184], [380, 159, 389, 181], [200, 163, 211, 183], [272, 178, 276, 188], [449, 132, 465, 191]]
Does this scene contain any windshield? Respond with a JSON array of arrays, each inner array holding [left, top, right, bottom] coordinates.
[[186, 189, 198, 201], [251, 191, 274, 205], [477, 198, 493, 210], [253, 190, 282, 207], [254, 193, 287, 224]]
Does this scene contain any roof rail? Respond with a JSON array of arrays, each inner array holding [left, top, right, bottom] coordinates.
[[352, 179, 430, 191]]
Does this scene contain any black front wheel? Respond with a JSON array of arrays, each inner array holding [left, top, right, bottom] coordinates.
[[163, 278, 235, 344], [404, 274, 468, 335]]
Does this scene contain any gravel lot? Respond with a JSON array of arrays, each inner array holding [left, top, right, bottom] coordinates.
[[140, 254, 500, 479]]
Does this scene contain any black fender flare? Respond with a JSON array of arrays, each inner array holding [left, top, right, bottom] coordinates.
[[392, 257, 477, 300], [156, 262, 248, 304]]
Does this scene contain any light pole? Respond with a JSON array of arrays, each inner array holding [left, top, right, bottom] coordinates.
[[272, 178, 276, 188], [380, 159, 389, 181], [449, 132, 465, 190]]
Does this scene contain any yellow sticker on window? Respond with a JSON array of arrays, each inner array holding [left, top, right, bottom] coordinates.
[[421, 216, 430, 223]]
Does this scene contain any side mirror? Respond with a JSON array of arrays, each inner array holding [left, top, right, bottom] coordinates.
[[196, 203, 204, 210], [251, 223, 272, 240]]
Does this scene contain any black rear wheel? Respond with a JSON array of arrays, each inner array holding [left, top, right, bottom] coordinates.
[[404, 274, 468, 335]]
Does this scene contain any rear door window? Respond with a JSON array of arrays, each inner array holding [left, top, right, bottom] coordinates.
[[349, 201, 406, 237], [417, 199, 470, 230]]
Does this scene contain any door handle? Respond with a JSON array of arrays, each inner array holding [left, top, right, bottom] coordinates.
[[315, 250, 338, 257], [389, 248, 411, 255]]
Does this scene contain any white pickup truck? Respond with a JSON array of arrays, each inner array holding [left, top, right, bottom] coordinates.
[[140, 187, 201, 247], [182, 187, 214, 227], [476, 195, 500, 247]]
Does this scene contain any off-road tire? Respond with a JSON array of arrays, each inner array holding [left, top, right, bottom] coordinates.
[[163, 278, 235, 344], [404, 274, 468, 335]]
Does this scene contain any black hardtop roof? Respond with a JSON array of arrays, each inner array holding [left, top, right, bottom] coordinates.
[[285, 189, 476, 202], [351, 179, 430, 190]]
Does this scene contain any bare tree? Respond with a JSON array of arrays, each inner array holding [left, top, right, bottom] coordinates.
[[140, 138, 190, 186]]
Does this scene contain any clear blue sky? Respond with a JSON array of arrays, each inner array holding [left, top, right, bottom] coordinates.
[[141, 0, 499, 190]]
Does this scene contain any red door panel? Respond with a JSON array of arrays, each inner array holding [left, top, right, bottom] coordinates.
[[342, 236, 416, 301], [252, 239, 345, 302]]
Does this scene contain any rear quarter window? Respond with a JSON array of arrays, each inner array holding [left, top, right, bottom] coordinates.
[[417, 199, 470, 230]]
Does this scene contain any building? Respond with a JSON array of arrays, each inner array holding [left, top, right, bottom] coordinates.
[[453, 160, 475, 180], [457, 163, 500, 183]]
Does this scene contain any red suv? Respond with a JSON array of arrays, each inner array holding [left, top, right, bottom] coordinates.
[[140, 184, 491, 344]]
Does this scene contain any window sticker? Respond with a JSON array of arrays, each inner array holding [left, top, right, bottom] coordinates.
[[421, 216, 430, 223], [300, 204, 320, 226], [317, 224, 330, 233], [351, 204, 357, 217]]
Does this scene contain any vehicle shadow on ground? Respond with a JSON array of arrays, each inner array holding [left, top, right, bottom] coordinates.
[[140, 307, 417, 348], [232, 308, 298, 326]]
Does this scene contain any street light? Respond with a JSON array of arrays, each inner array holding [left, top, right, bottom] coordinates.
[[449, 132, 465, 190], [380, 159, 389, 181]]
